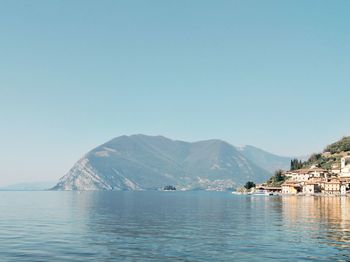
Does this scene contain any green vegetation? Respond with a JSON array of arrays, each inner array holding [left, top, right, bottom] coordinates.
[[297, 137, 350, 170], [302, 153, 340, 170], [163, 185, 176, 191], [266, 169, 287, 186], [290, 158, 303, 170], [244, 181, 256, 190], [325, 136, 350, 154]]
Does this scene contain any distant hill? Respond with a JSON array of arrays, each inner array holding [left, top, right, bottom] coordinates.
[[237, 145, 291, 173], [0, 181, 56, 191], [52, 135, 291, 191]]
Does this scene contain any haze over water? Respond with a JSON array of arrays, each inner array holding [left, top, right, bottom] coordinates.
[[0, 191, 349, 261]]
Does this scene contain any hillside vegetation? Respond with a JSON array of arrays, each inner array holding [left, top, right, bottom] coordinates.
[[266, 170, 287, 186], [302, 136, 350, 170], [324, 136, 350, 154]]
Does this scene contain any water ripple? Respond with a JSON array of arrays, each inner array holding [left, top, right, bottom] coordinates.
[[1, 192, 350, 261]]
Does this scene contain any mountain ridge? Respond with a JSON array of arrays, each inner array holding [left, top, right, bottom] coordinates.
[[52, 134, 292, 191], [238, 145, 292, 173]]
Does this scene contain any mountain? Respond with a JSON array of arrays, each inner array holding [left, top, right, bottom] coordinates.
[[52, 135, 287, 191], [238, 145, 292, 173], [0, 181, 56, 191]]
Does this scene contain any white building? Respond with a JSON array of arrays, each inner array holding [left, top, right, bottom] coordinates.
[[303, 183, 319, 194], [285, 167, 328, 182], [341, 184, 347, 195], [331, 163, 341, 175], [340, 156, 350, 178]]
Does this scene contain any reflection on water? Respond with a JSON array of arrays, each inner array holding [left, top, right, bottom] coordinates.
[[282, 196, 350, 250], [1, 192, 350, 261]]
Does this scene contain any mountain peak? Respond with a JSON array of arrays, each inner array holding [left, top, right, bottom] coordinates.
[[53, 135, 291, 191]]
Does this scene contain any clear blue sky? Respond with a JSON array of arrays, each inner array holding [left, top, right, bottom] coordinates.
[[1, 0, 349, 185]]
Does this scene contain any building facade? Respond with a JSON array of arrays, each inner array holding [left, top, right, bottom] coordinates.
[[340, 156, 350, 178]]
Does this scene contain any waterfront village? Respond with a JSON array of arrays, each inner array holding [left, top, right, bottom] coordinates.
[[255, 155, 350, 196]]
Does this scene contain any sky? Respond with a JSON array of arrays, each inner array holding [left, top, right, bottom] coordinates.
[[0, 0, 350, 186]]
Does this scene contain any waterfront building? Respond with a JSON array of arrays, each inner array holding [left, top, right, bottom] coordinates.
[[321, 179, 341, 194], [282, 182, 301, 194], [303, 181, 321, 194], [280, 157, 350, 195]]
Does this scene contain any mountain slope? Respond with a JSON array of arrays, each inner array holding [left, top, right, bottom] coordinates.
[[52, 135, 280, 191], [238, 145, 292, 173]]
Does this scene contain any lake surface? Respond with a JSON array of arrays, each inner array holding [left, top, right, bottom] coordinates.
[[1, 191, 350, 261]]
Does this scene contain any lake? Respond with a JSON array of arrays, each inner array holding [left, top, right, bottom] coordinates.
[[0, 191, 350, 261]]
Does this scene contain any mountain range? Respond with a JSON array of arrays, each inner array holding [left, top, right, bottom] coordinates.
[[52, 134, 292, 191]]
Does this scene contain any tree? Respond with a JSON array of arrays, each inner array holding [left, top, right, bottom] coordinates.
[[244, 181, 256, 190], [274, 169, 285, 182], [324, 136, 350, 154], [266, 169, 287, 186], [163, 185, 176, 191], [290, 158, 303, 171], [309, 153, 321, 163]]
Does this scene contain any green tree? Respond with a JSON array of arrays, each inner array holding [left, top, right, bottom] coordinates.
[[309, 153, 321, 163], [290, 158, 303, 170], [244, 181, 256, 190], [325, 136, 350, 154], [274, 169, 285, 182], [267, 169, 287, 186], [163, 185, 176, 191]]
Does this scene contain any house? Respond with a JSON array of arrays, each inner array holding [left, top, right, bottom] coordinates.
[[255, 184, 282, 194], [321, 179, 341, 194], [285, 167, 328, 182], [303, 180, 321, 194], [331, 163, 341, 175], [264, 186, 282, 193], [341, 184, 347, 195], [308, 167, 328, 178], [282, 182, 301, 194], [284, 169, 311, 182], [339, 177, 350, 194]]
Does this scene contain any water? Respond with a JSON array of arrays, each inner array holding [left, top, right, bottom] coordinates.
[[1, 191, 350, 261]]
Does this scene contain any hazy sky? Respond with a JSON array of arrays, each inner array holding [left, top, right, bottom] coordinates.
[[1, 0, 349, 186]]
